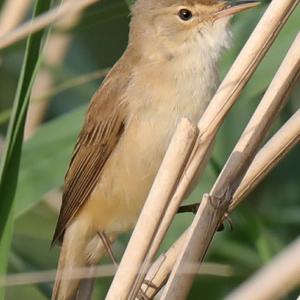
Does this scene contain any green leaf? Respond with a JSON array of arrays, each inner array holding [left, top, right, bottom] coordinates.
[[14, 106, 85, 218], [9, 248, 52, 298], [0, 0, 52, 297]]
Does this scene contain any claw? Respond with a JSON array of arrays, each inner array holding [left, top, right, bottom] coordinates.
[[224, 212, 234, 231], [217, 212, 234, 232]]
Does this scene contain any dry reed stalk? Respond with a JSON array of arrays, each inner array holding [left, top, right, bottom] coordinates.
[[0, 0, 99, 49], [142, 108, 300, 299], [208, 31, 300, 198], [153, 30, 300, 300], [25, 1, 82, 139], [225, 237, 300, 300], [44, 190, 62, 213], [32, 68, 110, 103], [131, 1, 299, 298], [0, 0, 32, 36], [0, 262, 234, 287], [230, 108, 300, 212], [0, 265, 114, 287], [141, 229, 188, 297], [160, 192, 230, 300], [105, 119, 197, 300]]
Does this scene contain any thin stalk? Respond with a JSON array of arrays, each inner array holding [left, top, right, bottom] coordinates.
[[105, 119, 197, 300]]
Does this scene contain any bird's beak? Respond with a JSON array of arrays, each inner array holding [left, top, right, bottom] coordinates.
[[213, 1, 260, 20]]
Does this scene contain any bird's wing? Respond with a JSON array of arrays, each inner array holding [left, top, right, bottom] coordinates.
[[52, 65, 129, 245]]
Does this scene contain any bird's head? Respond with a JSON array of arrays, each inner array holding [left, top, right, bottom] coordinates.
[[129, 0, 259, 61]]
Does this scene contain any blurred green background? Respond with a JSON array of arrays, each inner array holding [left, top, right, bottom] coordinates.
[[0, 0, 299, 299]]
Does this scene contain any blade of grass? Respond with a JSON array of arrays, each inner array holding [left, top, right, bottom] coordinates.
[[0, 0, 52, 298]]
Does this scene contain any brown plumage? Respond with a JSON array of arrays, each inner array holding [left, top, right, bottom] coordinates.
[[52, 59, 130, 245], [51, 0, 258, 299], [51, 53, 133, 299]]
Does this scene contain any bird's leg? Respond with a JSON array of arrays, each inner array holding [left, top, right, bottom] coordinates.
[[177, 201, 227, 231], [177, 202, 199, 214], [177, 189, 234, 232], [97, 232, 118, 267]]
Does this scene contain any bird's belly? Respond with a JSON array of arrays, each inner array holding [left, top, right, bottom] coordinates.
[[80, 112, 189, 234]]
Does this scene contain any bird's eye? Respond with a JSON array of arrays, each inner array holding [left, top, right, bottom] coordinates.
[[178, 9, 193, 21]]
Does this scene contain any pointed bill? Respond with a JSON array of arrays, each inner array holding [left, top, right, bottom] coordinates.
[[214, 1, 260, 19]]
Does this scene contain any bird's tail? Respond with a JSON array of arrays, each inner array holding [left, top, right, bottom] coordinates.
[[51, 219, 93, 300], [52, 220, 118, 300]]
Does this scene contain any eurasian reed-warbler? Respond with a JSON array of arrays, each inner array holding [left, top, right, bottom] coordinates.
[[51, 1, 259, 299]]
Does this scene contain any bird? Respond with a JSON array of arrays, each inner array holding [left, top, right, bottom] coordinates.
[[51, 0, 259, 299]]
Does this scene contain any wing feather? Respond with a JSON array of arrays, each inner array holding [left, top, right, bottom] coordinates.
[[52, 62, 129, 245]]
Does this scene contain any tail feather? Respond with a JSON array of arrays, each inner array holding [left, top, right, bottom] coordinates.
[[52, 220, 117, 300], [52, 220, 92, 300]]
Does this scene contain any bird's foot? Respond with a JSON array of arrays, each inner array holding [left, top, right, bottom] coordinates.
[[177, 199, 234, 232]]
